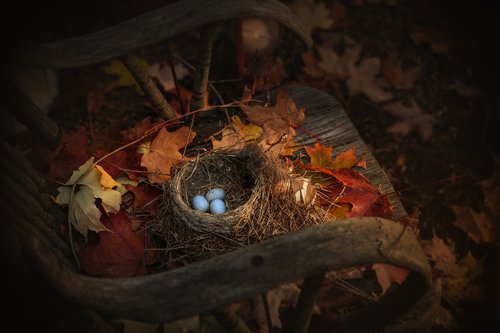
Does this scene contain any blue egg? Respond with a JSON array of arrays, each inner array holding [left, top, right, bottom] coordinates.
[[205, 188, 226, 202], [209, 199, 226, 214], [192, 194, 209, 212]]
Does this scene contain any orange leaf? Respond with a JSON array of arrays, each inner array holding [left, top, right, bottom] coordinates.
[[79, 211, 147, 278], [332, 147, 358, 169], [372, 264, 409, 295], [140, 126, 196, 184], [305, 142, 335, 169]]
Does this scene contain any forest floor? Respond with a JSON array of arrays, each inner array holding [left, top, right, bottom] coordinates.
[[2, 0, 500, 332]]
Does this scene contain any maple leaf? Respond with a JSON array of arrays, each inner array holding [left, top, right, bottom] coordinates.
[[372, 263, 409, 295], [410, 27, 451, 54], [480, 164, 500, 217], [126, 183, 163, 211], [55, 157, 125, 237], [290, 0, 334, 36], [302, 50, 325, 79], [240, 88, 304, 156], [148, 60, 189, 92], [103, 58, 148, 93], [421, 231, 457, 263], [78, 210, 146, 278], [210, 115, 263, 150], [253, 283, 305, 332], [305, 143, 358, 170], [346, 56, 394, 103], [382, 52, 421, 90], [382, 98, 434, 140], [140, 126, 196, 184], [315, 43, 360, 80], [33, 126, 89, 183], [451, 205, 500, 246]]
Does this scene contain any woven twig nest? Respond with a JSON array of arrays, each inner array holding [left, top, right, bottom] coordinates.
[[167, 147, 263, 234], [151, 145, 322, 267]]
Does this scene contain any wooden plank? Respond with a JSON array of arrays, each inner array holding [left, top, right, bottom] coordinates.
[[14, 0, 312, 69], [29, 217, 431, 325], [287, 85, 407, 219]]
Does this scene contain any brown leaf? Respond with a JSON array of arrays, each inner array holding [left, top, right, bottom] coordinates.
[[382, 98, 434, 140], [240, 89, 304, 156], [372, 263, 409, 295], [290, 0, 334, 36], [452, 205, 500, 246], [480, 164, 500, 217], [316, 43, 360, 80], [302, 50, 325, 79], [421, 231, 457, 263], [382, 53, 421, 90], [346, 56, 393, 102], [410, 27, 451, 54], [79, 211, 147, 278], [210, 115, 263, 150], [140, 126, 196, 184], [253, 283, 303, 332]]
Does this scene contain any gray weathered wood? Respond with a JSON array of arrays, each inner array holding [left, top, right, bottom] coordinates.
[[29, 217, 431, 324], [15, 0, 312, 69], [288, 85, 407, 219]]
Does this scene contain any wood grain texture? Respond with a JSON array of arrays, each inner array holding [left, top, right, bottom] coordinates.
[[287, 85, 407, 219], [15, 0, 312, 69], [29, 217, 431, 324]]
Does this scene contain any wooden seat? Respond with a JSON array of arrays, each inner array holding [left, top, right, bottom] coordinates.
[[0, 1, 438, 332]]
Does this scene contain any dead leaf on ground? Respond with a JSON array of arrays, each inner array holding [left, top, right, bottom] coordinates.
[[451, 205, 500, 246], [148, 60, 189, 92], [346, 55, 393, 102], [78, 210, 147, 278], [480, 163, 500, 217], [382, 52, 421, 90], [290, 0, 334, 36], [316, 43, 361, 80], [140, 126, 196, 184], [382, 98, 434, 140], [421, 231, 457, 264], [443, 80, 480, 98], [410, 27, 451, 54], [372, 263, 409, 295]]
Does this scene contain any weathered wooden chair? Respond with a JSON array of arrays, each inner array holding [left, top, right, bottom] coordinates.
[[0, 1, 439, 332]]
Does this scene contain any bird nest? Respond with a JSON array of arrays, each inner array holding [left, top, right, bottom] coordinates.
[[150, 145, 323, 269]]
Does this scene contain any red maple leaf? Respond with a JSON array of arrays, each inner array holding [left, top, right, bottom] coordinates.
[[127, 183, 162, 211], [78, 211, 146, 278], [31, 126, 89, 183]]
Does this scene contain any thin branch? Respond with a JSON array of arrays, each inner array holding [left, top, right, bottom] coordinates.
[[122, 52, 177, 120], [166, 42, 186, 115]]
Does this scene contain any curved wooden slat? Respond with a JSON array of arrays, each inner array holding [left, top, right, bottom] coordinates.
[[15, 0, 313, 69], [29, 217, 431, 325]]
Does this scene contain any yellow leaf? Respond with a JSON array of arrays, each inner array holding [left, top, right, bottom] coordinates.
[[210, 115, 263, 150], [95, 165, 121, 188], [69, 186, 109, 237], [305, 142, 335, 169], [103, 59, 148, 94], [65, 157, 95, 185]]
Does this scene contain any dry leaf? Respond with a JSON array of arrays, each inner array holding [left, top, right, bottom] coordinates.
[[291, 0, 334, 36], [140, 126, 196, 184], [382, 52, 421, 90], [210, 115, 263, 150], [346, 56, 393, 102], [480, 164, 500, 217], [372, 263, 409, 295], [148, 61, 189, 92], [452, 205, 499, 246], [410, 27, 451, 54], [103, 58, 148, 93], [240, 88, 304, 156], [253, 283, 303, 332], [382, 98, 434, 140], [302, 50, 325, 79], [316, 43, 360, 80], [421, 232, 457, 263]]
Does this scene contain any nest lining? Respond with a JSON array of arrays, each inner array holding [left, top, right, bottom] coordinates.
[[149, 145, 324, 269]]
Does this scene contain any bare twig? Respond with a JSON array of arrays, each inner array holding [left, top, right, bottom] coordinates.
[[191, 25, 218, 111], [122, 52, 177, 120], [166, 42, 186, 115]]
